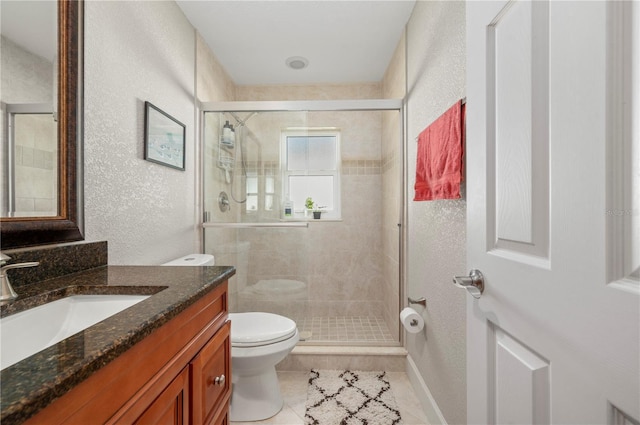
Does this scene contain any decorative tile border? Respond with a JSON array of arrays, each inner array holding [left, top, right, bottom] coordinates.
[[342, 160, 382, 175], [240, 159, 389, 176]]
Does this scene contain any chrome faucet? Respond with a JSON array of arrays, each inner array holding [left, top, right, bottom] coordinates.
[[0, 253, 39, 301]]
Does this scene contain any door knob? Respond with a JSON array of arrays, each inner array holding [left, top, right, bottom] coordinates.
[[453, 269, 484, 299]]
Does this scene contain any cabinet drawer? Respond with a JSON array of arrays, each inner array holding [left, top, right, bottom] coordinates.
[[190, 321, 231, 425]]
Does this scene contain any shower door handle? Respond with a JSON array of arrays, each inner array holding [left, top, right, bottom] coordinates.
[[453, 269, 484, 299]]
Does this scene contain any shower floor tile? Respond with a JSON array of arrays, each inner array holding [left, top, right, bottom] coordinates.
[[294, 316, 395, 344]]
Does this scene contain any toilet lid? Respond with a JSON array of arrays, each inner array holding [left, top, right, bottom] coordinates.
[[229, 312, 297, 347]]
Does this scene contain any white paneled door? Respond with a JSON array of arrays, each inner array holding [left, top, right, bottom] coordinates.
[[466, 1, 639, 424]]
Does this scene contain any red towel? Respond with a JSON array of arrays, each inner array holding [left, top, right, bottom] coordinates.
[[414, 100, 465, 201]]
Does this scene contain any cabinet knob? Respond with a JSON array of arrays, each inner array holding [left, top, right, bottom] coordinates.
[[208, 374, 225, 386]]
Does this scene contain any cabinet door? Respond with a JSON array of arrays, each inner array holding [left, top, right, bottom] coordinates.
[[191, 321, 231, 425], [133, 367, 190, 425]]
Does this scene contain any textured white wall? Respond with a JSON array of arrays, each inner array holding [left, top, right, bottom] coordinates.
[[84, 1, 198, 265], [405, 2, 467, 424]]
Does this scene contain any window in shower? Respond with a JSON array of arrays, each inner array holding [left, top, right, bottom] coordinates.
[[264, 169, 275, 211], [245, 163, 276, 213], [245, 171, 258, 212], [281, 128, 341, 219]]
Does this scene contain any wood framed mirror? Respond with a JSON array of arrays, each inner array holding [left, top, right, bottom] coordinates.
[[1, 0, 84, 249]]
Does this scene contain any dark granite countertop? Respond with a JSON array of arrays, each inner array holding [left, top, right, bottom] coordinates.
[[0, 264, 235, 425]]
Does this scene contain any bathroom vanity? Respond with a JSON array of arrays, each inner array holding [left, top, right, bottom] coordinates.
[[0, 263, 235, 425]]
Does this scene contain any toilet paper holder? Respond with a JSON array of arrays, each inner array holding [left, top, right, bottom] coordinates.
[[407, 296, 426, 307]]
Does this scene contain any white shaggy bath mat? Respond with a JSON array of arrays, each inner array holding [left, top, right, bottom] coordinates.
[[304, 369, 403, 425]]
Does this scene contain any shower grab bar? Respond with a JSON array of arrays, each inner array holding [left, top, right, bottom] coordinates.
[[202, 222, 309, 229]]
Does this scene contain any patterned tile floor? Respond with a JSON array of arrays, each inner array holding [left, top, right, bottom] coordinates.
[[230, 371, 430, 425], [294, 316, 395, 344]]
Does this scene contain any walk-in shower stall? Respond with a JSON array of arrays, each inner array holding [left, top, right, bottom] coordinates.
[[202, 100, 403, 346]]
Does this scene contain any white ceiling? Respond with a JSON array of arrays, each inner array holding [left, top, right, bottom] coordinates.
[[176, 1, 415, 86]]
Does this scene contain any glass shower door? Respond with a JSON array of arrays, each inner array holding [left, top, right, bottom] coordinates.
[[202, 103, 402, 347]]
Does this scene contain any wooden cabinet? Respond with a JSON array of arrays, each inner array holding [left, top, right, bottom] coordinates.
[[25, 282, 230, 425], [125, 322, 231, 425]]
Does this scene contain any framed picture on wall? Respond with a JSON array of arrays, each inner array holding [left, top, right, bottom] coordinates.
[[144, 101, 186, 170]]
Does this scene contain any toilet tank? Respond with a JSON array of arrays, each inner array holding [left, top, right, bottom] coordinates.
[[162, 254, 215, 266]]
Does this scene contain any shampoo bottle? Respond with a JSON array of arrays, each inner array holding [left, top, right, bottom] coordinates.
[[221, 121, 234, 147], [283, 195, 293, 217]]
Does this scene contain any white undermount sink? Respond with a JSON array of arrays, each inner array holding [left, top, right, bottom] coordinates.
[[0, 294, 149, 370]]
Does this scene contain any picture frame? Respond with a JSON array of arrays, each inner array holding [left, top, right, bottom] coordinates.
[[144, 101, 186, 170]]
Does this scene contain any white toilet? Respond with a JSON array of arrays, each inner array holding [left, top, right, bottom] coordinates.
[[163, 254, 299, 422], [229, 312, 299, 422]]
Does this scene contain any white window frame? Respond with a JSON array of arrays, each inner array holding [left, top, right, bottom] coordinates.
[[244, 171, 259, 213], [281, 128, 341, 220]]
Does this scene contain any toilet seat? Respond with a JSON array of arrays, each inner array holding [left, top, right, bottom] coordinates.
[[230, 312, 297, 347]]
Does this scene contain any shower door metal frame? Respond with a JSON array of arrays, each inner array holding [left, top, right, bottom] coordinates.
[[201, 99, 402, 113], [200, 99, 406, 345]]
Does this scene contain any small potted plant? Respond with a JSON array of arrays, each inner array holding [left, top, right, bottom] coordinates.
[[305, 197, 314, 217], [305, 197, 324, 219]]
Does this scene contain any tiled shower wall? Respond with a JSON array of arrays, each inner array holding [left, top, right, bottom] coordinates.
[[13, 115, 57, 216], [231, 108, 386, 320]]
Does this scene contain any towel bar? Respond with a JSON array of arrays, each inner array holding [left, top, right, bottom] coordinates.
[[202, 222, 309, 229]]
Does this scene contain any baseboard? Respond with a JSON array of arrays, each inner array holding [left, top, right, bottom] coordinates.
[[405, 354, 448, 425]]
